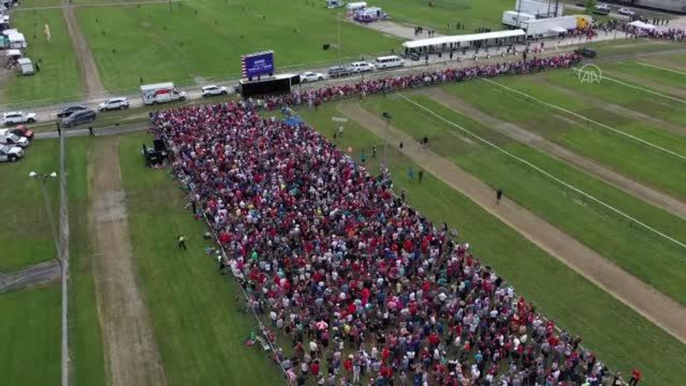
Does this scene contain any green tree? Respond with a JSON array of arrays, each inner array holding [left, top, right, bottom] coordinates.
[[585, 0, 597, 11]]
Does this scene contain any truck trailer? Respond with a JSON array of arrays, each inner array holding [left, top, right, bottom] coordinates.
[[140, 82, 187, 105], [502, 11, 537, 27], [521, 15, 578, 38]]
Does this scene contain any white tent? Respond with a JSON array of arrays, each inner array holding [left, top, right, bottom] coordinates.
[[402, 29, 525, 50], [549, 26, 567, 33], [346, 2, 367, 11], [628, 20, 655, 30]]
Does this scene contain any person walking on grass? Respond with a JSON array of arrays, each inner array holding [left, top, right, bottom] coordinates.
[[177, 234, 187, 250], [496, 188, 503, 204], [88, 126, 94, 137], [372, 145, 377, 159], [408, 167, 414, 181], [418, 169, 424, 182]]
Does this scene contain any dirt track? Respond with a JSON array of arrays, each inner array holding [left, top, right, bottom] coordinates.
[[89, 138, 167, 386], [422, 87, 686, 221], [63, 5, 105, 99], [339, 102, 686, 345]]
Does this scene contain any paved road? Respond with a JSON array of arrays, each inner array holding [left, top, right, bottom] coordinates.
[[2, 30, 624, 122]]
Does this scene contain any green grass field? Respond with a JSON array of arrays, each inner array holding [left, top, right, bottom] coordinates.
[[357, 91, 686, 306], [118, 134, 283, 386], [75, 0, 400, 93], [296, 103, 686, 385], [444, 74, 686, 202], [0, 140, 60, 271], [1, 10, 83, 106], [374, 0, 511, 33], [0, 286, 61, 386], [66, 137, 107, 386]]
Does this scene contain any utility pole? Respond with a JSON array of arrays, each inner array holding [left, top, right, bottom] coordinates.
[[338, 13, 342, 65]]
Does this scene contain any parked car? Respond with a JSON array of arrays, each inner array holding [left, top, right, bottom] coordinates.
[[61, 109, 96, 128], [201, 85, 229, 97], [11, 125, 34, 140], [575, 47, 597, 58], [593, 4, 611, 15], [0, 144, 23, 162], [300, 72, 325, 83], [0, 129, 29, 147], [99, 97, 129, 112], [618, 8, 636, 16], [350, 61, 376, 73], [3, 111, 36, 125], [327, 65, 353, 78], [57, 105, 88, 118], [375, 55, 404, 69]]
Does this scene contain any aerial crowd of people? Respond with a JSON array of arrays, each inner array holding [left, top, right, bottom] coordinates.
[[255, 53, 583, 111], [147, 52, 641, 385]]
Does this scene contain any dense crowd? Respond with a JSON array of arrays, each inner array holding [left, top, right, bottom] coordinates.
[[625, 26, 686, 41], [150, 55, 632, 385], [251, 54, 582, 111]]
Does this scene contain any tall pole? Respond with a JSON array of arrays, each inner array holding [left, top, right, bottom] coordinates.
[[338, 13, 341, 65]]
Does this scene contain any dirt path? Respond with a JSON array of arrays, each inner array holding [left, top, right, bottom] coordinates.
[[529, 77, 686, 137], [422, 88, 686, 220], [0, 261, 60, 293], [63, 5, 105, 99], [339, 102, 686, 345], [89, 138, 167, 386]]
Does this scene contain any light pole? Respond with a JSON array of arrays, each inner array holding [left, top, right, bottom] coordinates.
[[337, 13, 342, 66], [382, 112, 392, 166], [29, 171, 61, 265]]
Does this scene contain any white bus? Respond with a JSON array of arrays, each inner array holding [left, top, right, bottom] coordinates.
[[375, 55, 404, 69]]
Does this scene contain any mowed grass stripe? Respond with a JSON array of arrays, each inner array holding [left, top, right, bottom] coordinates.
[[67, 137, 107, 386], [444, 77, 686, 201], [118, 134, 283, 386], [298, 103, 686, 386], [357, 92, 686, 306], [544, 68, 686, 127]]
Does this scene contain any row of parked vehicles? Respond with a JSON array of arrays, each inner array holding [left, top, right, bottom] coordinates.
[[0, 124, 33, 162], [300, 56, 406, 83]]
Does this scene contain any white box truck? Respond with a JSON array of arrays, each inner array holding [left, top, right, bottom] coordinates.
[[502, 11, 536, 28], [140, 82, 188, 105], [521, 16, 577, 38]]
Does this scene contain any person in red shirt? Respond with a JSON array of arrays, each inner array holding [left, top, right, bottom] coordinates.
[[629, 368, 641, 386], [310, 360, 320, 377], [343, 355, 353, 374]]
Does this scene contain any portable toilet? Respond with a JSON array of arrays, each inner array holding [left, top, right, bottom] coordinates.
[[17, 58, 34, 75]]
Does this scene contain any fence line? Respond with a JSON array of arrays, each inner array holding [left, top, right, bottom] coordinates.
[[59, 130, 70, 386], [396, 92, 686, 251]]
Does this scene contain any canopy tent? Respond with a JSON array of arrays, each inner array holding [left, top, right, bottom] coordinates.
[[402, 29, 525, 50], [628, 20, 655, 30]]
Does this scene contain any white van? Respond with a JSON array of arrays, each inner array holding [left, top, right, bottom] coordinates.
[[375, 55, 404, 69]]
